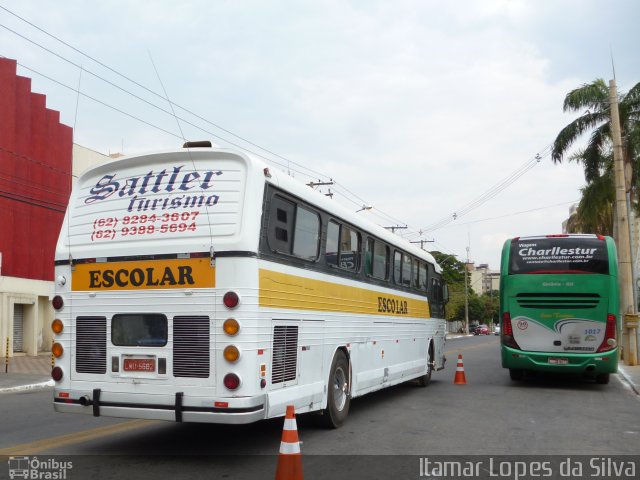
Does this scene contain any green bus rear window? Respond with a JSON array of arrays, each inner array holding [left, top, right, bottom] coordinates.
[[509, 238, 609, 275]]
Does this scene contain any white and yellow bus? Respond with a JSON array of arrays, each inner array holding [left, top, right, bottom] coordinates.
[[51, 143, 448, 427]]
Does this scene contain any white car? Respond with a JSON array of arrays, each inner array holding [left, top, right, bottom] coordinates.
[[494, 325, 501, 335]]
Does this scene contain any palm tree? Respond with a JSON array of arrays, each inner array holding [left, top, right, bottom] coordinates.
[[552, 79, 640, 234]]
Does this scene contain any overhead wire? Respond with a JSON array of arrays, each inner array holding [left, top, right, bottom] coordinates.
[[0, 5, 553, 244]]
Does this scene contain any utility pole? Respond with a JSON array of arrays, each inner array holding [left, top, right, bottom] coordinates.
[[610, 78, 638, 365], [464, 246, 470, 334]]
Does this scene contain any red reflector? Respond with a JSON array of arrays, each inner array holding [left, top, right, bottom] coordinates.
[[257, 349, 264, 355], [596, 234, 605, 241], [189, 252, 208, 258], [223, 373, 241, 390], [52, 296, 64, 310], [58, 392, 70, 398], [546, 234, 568, 238], [223, 291, 240, 309], [214, 401, 229, 408], [51, 367, 63, 381]]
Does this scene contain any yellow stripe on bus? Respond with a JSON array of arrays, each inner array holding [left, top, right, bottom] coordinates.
[[259, 269, 430, 318], [72, 257, 215, 291]]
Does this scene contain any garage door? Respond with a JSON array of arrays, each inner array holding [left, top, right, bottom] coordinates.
[[13, 304, 24, 352]]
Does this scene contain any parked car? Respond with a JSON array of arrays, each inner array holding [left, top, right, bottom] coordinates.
[[469, 324, 479, 334], [494, 325, 501, 335], [475, 324, 489, 335]]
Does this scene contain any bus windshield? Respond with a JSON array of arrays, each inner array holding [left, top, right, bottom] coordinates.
[[508, 237, 609, 275]]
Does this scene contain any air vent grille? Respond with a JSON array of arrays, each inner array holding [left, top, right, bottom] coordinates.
[[272, 325, 298, 384], [173, 316, 210, 378], [75, 316, 107, 374]]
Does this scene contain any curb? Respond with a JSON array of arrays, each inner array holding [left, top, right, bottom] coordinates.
[[0, 379, 54, 394], [617, 366, 640, 395]]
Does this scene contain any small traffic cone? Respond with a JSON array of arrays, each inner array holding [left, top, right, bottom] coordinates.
[[454, 354, 467, 385], [275, 405, 303, 480]]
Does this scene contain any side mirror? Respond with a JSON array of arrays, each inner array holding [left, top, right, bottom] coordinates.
[[443, 284, 450, 303]]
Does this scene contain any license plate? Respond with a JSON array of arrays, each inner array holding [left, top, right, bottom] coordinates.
[[123, 358, 155, 372], [548, 357, 569, 365]]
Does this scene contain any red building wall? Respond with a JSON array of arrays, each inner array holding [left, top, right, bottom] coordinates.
[[0, 57, 72, 281]]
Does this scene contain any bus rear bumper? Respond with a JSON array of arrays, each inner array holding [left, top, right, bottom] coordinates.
[[501, 346, 618, 375], [53, 389, 266, 424]]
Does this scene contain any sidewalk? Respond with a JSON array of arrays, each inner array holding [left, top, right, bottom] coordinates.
[[0, 354, 54, 393]]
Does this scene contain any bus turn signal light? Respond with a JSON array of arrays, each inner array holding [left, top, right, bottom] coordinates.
[[223, 318, 240, 336], [223, 345, 240, 363], [52, 342, 64, 358], [52, 319, 64, 334]]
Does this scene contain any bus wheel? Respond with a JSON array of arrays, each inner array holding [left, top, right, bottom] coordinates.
[[595, 373, 610, 385], [509, 368, 524, 381], [322, 350, 350, 428], [416, 346, 434, 387]]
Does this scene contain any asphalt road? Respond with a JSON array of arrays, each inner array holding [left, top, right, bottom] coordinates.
[[1, 336, 639, 479]]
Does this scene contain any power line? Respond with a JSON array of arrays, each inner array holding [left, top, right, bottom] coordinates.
[[0, 5, 554, 247]]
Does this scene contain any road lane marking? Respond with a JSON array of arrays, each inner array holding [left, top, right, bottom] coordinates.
[[0, 419, 159, 456]]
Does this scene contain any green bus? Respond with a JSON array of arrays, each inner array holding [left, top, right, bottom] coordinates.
[[500, 234, 620, 384]]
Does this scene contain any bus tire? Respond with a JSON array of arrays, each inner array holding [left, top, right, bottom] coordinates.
[[322, 350, 350, 429], [595, 373, 610, 384], [509, 368, 524, 381], [416, 345, 434, 387]]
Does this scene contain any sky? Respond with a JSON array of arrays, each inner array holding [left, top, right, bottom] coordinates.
[[1, 0, 639, 270]]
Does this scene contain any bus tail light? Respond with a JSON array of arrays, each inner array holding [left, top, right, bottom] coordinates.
[[223, 291, 240, 309], [223, 373, 241, 390], [502, 312, 521, 350], [51, 366, 63, 381], [597, 314, 617, 353], [52, 295, 64, 310]]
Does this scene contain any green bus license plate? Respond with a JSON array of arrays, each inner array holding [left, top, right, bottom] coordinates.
[[548, 357, 569, 365], [123, 358, 155, 372]]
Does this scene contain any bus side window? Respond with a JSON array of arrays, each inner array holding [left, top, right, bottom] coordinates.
[[365, 238, 374, 276], [418, 262, 427, 291], [402, 253, 412, 287], [269, 196, 295, 253], [366, 238, 390, 280], [326, 221, 340, 267], [292, 205, 320, 261], [394, 250, 402, 285], [326, 221, 360, 272]]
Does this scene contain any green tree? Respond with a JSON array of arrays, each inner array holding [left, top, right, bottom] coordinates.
[[552, 79, 640, 234]]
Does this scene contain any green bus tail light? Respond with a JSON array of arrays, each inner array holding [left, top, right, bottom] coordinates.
[[596, 314, 617, 353], [502, 312, 520, 350]]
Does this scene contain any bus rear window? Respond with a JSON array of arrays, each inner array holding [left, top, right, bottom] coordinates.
[[112, 314, 168, 346], [509, 238, 609, 275]]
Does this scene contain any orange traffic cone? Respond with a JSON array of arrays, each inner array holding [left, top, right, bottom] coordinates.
[[275, 405, 303, 480], [454, 354, 467, 385]]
